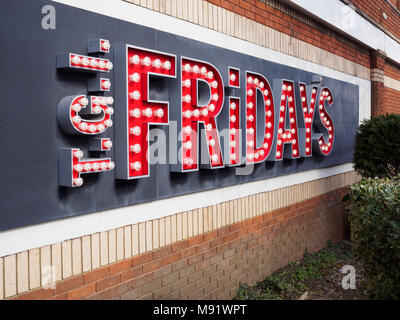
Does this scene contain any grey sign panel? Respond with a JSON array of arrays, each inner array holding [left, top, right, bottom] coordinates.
[[0, 0, 359, 231]]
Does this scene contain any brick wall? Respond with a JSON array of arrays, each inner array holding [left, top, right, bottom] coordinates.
[[350, 0, 400, 40], [12, 188, 349, 300], [205, 0, 370, 68]]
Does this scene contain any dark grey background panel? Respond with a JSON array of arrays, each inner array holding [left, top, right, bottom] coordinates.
[[0, 0, 359, 231]]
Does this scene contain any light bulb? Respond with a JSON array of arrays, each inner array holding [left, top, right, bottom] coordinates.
[[266, 99, 271, 106], [247, 77, 253, 84], [184, 110, 192, 118], [211, 80, 218, 88], [90, 59, 98, 68], [130, 108, 141, 118], [260, 82, 265, 88], [84, 163, 92, 172], [201, 67, 207, 75], [230, 128, 236, 135], [92, 162, 100, 171], [82, 57, 90, 66], [209, 139, 216, 147], [129, 73, 140, 82], [184, 95, 191, 103], [72, 104, 81, 112], [106, 107, 114, 115], [72, 56, 81, 64], [104, 119, 113, 127], [208, 104, 215, 112], [104, 140, 112, 149], [74, 164, 83, 172], [208, 71, 214, 79], [98, 60, 106, 69], [93, 106, 102, 114], [192, 65, 199, 73], [230, 102, 236, 110], [163, 60, 171, 70], [106, 61, 113, 70], [130, 126, 141, 136], [108, 161, 115, 170], [101, 40, 110, 50], [212, 93, 219, 101], [156, 108, 164, 117], [100, 162, 108, 170], [80, 97, 89, 106], [97, 124, 105, 132], [78, 123, 88, 131], [130, 55, 140, 65], [231, 115, 237, 122], [193, 109, 200, 117], [72, 115, 81, 124], [130, 90, 140, 100], [142, 57, 151, 67], [73, 178, 83, 186], [247, 102, 254, 109], [88, 124, 97, 133], [131, 161, 141, 171], [184, 126, 192, 134], [143, 108, 153, 118], [184, 63, 191, 72], [153, 59, 162, 68], [130, 144, 141, 153], [247, 89, 253, 96], [230, 73, 236, 82], [106, 97, 114, 105], [184, 79, 191, 88]]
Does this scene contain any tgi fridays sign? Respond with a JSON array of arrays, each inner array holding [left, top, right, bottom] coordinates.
[[57, 39, 336, 187]]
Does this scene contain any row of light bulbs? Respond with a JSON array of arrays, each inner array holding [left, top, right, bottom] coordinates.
[[129, 107, 165, 118], [129, 55, 172, 70], [71, 55, 113, 71]]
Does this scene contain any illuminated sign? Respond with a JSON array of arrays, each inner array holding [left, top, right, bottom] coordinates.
[[0, 0, 358, 231], [56, 41, 337, 187]]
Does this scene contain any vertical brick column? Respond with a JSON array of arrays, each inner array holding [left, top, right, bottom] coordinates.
[[370, 50, 386, 117]]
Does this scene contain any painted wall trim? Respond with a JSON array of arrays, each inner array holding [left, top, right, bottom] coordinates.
[[286, 0, 400, 64], [0, 162, 354, 258]]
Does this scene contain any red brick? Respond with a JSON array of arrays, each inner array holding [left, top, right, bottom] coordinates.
[[142, 259, 163, 274], [132, 252, 153, 266], [54, 275, 84, 295], [96, 274, 121, 292], [120, 266, 142, 282], [67, 283, 96, 300], [171, 240, 189, 252], [109, 259, 132, 275], [83, 266, 109, 284], [152, 246, 172, 259], [161, 252, 180, 266]]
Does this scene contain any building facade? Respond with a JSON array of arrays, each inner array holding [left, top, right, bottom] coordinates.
[[0, 0, 399, 300]]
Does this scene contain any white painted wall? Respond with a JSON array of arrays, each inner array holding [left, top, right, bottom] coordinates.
[[0, 0, 371, 257]]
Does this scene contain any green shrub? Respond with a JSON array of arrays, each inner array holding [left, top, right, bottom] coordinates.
[[353, 114, 400, 178], [346, 176, 400, 299]]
